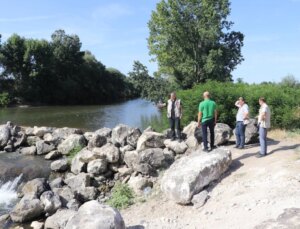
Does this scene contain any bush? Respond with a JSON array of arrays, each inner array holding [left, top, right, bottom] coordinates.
[[67, 146, 83, 164], [107, 182, 134, 209], [0, 92, 10, 107], [164, 81, 300, 130]]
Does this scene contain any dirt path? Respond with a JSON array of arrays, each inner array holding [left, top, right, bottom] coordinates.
[[121, 137, 300, 229]]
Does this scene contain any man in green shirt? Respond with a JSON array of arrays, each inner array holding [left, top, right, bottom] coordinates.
[[198, 91, 218, 152]]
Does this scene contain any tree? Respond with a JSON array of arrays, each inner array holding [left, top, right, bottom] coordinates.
[[148, 0, 244, 88], [280, 74, 299, 88]]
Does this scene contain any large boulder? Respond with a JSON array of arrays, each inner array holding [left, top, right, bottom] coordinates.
[[164, 139, 188, 154], [185, 136, 200, 149], [87, 134, 107, 149], [44, 209, 76, 229], [245, 119, 259, 143], [20, 146, 37, 155], [182, 121, 198, 138], [0, 125, 11, 149], [57, 134, 86, 155], [64, 173, 91, 193], [50, 158, 69, 172], [53, 187, 74, 207], [26, 136, 42, 146], [87, 159, 108, 175], [10, 194, 44, 223], [22, 178, 49, 198], [40, 191, 62, 215], [13, 131, 27, 148], [111, 124, 131, 146], [127, 128, 142, 147], [36, 140, 55, 155], [136, 131, 165, 152], [33, 126, 53, 138], [128, 176, 153, 196], [93, 143, 120, 163], [52, 127, 83, 140], [214, 123, 233, 145], [94, 127, 112, 138], [45, 150, 62, 160], [161, 148, 232, 204], [65, 200, 125, 229], [124, 150, 139, 169]]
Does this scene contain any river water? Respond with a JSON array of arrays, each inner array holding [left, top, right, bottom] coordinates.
[[0, 98, 163, 131]]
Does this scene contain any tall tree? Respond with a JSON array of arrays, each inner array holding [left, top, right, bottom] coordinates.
[[148, 0, 244, 88]]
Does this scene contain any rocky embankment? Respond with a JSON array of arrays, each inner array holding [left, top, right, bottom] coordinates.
[[0, 120, 258, 229]]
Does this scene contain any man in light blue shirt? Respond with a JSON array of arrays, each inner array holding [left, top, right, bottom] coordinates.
[[235, 97, 249, 149]]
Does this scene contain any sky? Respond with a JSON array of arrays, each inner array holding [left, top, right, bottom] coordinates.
[[1, 0, 300, 83]]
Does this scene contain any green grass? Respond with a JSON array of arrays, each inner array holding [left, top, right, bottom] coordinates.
[[67, 145, 84, 164], [107, 182, 135, 209]]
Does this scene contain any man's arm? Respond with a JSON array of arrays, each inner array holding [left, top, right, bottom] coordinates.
[[214, 110, 218, 125], [198, 112, 202, 127]]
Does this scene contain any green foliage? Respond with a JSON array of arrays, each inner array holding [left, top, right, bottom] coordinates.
[[171, 81, 300, 130], [148, 0, 244, 88], [0, 30, 137, 105], [280, 74, 299, 88], [67, 146, 83, 164], [107, 182, 135, 209], [0, 92, 10, 107]]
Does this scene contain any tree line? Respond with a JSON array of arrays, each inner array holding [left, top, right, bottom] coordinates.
[[0, 30, 138, 106]]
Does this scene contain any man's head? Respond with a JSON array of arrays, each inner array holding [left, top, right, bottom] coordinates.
[[238, 97, 245, 106], [259, 97, 266, 106], [170, 92, 176, 100], [203, 91, 210, 99]]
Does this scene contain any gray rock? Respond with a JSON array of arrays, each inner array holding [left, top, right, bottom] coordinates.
[[83, 132, 95, 141], [163, 148, 175, 165], [136, 131, 165, 152], [65, 173, 91, 192], [143, 126, 154, 132], [53, 187, 74, 207], [26, 136, 41, 146], [65, 200, 125, 229], [75, 148, 97, 163], [10, 194, 44, 223], [50, 158, 69, 172], [118, 166, 133, 177], [45, 150, 62, 160], [93, 143, 120, 163], [161, 148, 232, 204], [14, 131, 27, 148], [0, 125, 10, 149], [53, 127, 83, 140], [75, 186, 98, 202], [182, 121, 198, 138], [164, 139, 188, 154], [185, 136, 200, 149], [214, 123, 233, 145], [70, 150, 87, 175], [25, 127, 34, 136], [36, 140, 55, 155], [87, 134, 107, 149], [191, 190, 209, 208], [87, 159, 108, 175], [40, 191, 62, 215], [33, 126, 53, 137], [245, 118, 259, 143], [44, 209, 76, 229], [111, 124, 131, 146], [120, 145, 134, 154], [49, 177, 64, 190], [20, 146, 37, 155], [127, 128, 142, 147], [94, 127, 112, 138], [66, 199, 81, 211], [22, 178, 49, 198], [30, 221, 44, 229], [128, 176, 153, 195], [57, 134, 86, 155], [4, 145, 13, 152], [124, 150, 138, 169]]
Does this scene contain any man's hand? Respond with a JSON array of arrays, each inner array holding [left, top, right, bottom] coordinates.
[[198, 122, 201, 128]]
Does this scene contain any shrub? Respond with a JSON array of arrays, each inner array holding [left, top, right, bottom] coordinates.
[[107, 182, 134, 209], [158, 81, 300, 130], [67, 146, 83, 164], [0, 92, 10, 107]]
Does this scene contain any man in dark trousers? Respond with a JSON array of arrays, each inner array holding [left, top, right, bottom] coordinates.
[[167, 92, 182, 141], [197, 91, 217, 152]]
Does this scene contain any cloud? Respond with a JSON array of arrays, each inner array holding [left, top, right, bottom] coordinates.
[[0, 15, 55, 23], [92, 3, 132, 20]]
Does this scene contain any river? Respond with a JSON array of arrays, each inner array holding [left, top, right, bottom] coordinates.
[[0, 98, 164, 131]]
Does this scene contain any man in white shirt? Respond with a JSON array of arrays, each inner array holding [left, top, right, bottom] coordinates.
[[235, 97, 249, 149], [257, 97, 271, 157]]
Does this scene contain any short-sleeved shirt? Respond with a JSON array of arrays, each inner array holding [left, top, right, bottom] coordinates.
[[236, 104, 249, 122], [199, 99, 217, 123], [258, 103, 271, 128]]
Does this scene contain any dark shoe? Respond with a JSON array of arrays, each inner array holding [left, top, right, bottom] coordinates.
[[238, 146, 244, 149], [171, 137, 176, 141], [211, 146, 217, 150], [234, 145, 239, 148], [203, 148, 209, 153], [255, 153, 266, 158]]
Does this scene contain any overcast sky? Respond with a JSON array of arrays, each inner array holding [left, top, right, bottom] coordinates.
[[1, 0, 300, 83]]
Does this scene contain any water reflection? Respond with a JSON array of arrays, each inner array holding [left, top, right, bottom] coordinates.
[[0, 99, 163, 131]]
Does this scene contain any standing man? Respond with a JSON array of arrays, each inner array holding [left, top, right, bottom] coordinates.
[[257, 97, 271, 158], [234, 97, 249, 149], [167, 92, 182, 141], [198, 91, 217, 152]]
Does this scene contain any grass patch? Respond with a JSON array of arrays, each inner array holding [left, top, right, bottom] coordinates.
[[107, 182, 135, 209], [67, 146, 84, 164], [269, 129, 300, 142]]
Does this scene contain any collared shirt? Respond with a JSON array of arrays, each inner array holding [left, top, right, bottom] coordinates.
[[258, 103, 271, 128], [236, 104, 249, 122], [199, 99, 217, 123]]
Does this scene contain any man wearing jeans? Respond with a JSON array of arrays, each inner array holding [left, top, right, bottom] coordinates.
[[198, 91, 217, 152], [257, 97, 271, 158], [167, 92, 182, 141], [234, 97, 249, 149]]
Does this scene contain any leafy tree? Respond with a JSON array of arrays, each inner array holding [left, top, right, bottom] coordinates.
[[148, 0, 244, 88], [280, 74, 299, 88]]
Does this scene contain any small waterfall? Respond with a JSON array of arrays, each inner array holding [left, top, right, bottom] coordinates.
[[0, 174, 23, 215]]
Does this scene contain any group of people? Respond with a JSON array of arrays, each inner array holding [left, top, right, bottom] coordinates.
[[167, 92, 271, 157]]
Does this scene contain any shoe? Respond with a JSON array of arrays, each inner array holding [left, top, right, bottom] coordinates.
[[171, 137, 176, 141], [255, 153, 266, 158], [238, 146, 244, 149], [211, 146, 217, 150], [177, 139, 182, 143], [203, 149, 209, 153], [234, 145, 239, 148]]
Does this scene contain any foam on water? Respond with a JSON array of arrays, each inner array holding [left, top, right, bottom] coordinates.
[[0, 174, 23, 214]]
